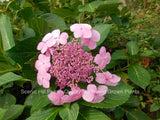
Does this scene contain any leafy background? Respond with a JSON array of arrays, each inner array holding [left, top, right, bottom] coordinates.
[[0, 0, 160, 120]]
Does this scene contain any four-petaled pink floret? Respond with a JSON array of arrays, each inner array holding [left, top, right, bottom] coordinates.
[[37, 29, 68, 53], [96, 71, 121, 86], [82, 84, 108, 103], [94, 46, 111, 70], [70, 23, 100, 49]]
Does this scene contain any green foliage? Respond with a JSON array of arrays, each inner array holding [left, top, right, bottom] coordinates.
[[0, 0, 159, 119], [78, 108, 111, 120], [59, 103, 79, 120], [128, 65, 151, 89]]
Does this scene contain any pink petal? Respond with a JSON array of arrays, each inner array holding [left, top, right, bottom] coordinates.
[[87, 84, 97, 92], [95, 73, 106, 84], [70, 24, 81, 32], [82, 90, 94, 102], [37, 42, 45, 50], [46, 39, 56, 47], [91, 96, 104, 103], [74, 29, 82, 38], [43, 80, 50, 88], [81, 24, 92, 29], [52, 29, 60, 38], [82, 28, 92, 38], [96, 85, 108, 96], [81, 38, 89, 46], [88, 40, 96, 49], [99, 46, 106, 55], [41, 44, 48, 53], [94, 54, 102, 65], [105, 74, 121, 86], [59, 32, 68, 44], [90, 30, 100, 42], [104, 52, 111, 65], [42, 33, 52, 42], [48, 90, 64, 105]]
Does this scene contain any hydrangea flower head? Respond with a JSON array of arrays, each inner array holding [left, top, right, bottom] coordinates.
[[35, 23, 120, 106]]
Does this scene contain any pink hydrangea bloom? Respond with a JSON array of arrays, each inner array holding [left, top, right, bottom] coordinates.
[[96, 71, 121, 86], [82, 84, 108, 103], [63, 87, 84, 103], [37, 29, 68, 53], [81, 30, 100, 49], [94, 46, 111, 69], [70, 23, 92, 38], [37, 71, 51, 88], [48, 90, 64, 105]]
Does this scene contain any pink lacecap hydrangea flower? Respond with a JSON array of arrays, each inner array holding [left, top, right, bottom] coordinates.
[[94, 46, 111, 69], [35, 23, 121, 106], [96, 71, 121, 86], [82, 84, 108, 103]]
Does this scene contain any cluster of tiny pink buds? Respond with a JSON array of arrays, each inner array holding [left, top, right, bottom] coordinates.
[[35, 23, 121, 105]]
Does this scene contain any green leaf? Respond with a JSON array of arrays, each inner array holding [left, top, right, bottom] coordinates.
[[80, 81, 133, 108], [0, 108, 7, 120], [111, 50, 129, 60], [78, 108, 111, 120], [53, 8, 76, 18], [6, 37, 41, 65], [152, 85, 160, 92], [41, 13, 67, 31], [113, 107, 125, 119], [0, 72, 28, 87], [123, 95, 140, 107], [26, 107, 60, 120], [21, 26, 36, 40], [126, 41, 139, 55], [94, 24, 112, 47], [140, 50, 158, 57], [0, 93, 16, 109], [0, 14, 15, 51], [1, 105, 25, 120], [150, 103, 160, 112], [79, 1, 104, 12], [110, 13, 122, 27], [29, 17, 49, 37], [126, 109, 151, 120], [128, 65, 151, 89], [19, 7, 33, 21], [24, 93, 50, 114], [0, 34, 19, 74], [59, 103, 79, 120]]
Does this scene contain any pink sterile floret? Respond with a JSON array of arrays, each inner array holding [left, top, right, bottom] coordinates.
[[94, 46, 111, 69], [48, 90, 65, 105], [37, 29, 68, 53], [63, 87, 84, 103], [82, 84, 108, 103], [37, 71, 51, 88], [81, 30, 100, 49], [70, 23, 92, 38], [35, 54, 51, 72], [96, 71, 121, 86]]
